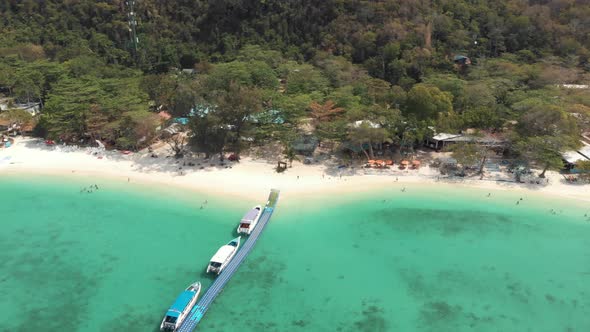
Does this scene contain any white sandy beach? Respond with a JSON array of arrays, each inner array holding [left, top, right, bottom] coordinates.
[[1, 137, 588, 203]]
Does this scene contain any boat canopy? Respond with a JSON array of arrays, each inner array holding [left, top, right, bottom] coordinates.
[[210, 245, 235, 263], [240, 208, 260, 224], [168, 290, 195, 315]]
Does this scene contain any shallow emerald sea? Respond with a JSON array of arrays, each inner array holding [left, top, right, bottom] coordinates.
[[0, 175, 589, 332]]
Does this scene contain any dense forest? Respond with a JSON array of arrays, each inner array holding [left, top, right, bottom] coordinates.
[[1, 0, 590, 174]]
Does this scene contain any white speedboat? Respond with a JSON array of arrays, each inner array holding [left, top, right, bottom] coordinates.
[[237, 205, 262, 235], [160, 281, 201, 331], [206, 236, 241, 275]]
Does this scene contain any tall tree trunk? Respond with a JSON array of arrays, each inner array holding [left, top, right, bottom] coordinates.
[[234, 123, 243, 159], [539, 165, 549, 178], [360, 144, 370, 161], [479, 154, 487, 179], [368, 142, 375, 159]]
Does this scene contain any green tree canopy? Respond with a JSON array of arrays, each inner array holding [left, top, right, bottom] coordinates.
[[405, 84, 453, 120], [515, 136, 567, 178], [577, 160, 590, 183]]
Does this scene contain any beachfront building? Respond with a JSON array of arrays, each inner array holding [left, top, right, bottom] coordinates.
[[0, 98, 41, 115], [425, 133, 463, 150], [425, 132, 506, 151], [562, 144, 590, 172]]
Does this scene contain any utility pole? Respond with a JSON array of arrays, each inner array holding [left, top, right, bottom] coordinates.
[[125, 0, 139, 61]]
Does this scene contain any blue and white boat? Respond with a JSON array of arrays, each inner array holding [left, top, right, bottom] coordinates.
[[206, 237, 241, 275], [160, 281, 201, 331]]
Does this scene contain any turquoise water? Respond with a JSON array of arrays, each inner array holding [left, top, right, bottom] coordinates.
[[1, 175, 589, 332]]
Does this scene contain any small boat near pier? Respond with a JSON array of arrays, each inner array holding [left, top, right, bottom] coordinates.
[[237, 205, 262, 235], [206, 237, 241, 275], [160, 281, 202, 331]]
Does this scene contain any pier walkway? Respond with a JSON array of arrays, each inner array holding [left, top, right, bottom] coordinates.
[[177, 189, 280, 332]]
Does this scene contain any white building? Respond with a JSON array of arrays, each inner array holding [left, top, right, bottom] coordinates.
[[0, 99, 41, 115]]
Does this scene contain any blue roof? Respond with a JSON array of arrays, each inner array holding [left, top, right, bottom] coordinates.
[[165, 310, 180, 318], [173, 117, 189, 125], [167, 290, 195, 316]]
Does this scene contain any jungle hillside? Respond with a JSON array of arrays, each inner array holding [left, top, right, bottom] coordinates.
[[1, 0, 589, 172]]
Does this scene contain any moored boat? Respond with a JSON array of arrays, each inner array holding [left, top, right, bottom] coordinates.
[[160, 281, 201, 331], [237, 205, 262, 235], [206, 236, 241, 275]]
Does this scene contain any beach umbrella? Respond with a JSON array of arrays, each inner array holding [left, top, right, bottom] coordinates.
[[412, 160, 421, 165], [401, 160, 409, 165]]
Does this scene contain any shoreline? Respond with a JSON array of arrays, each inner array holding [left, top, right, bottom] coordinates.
[[1, 137, 589, 204]]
